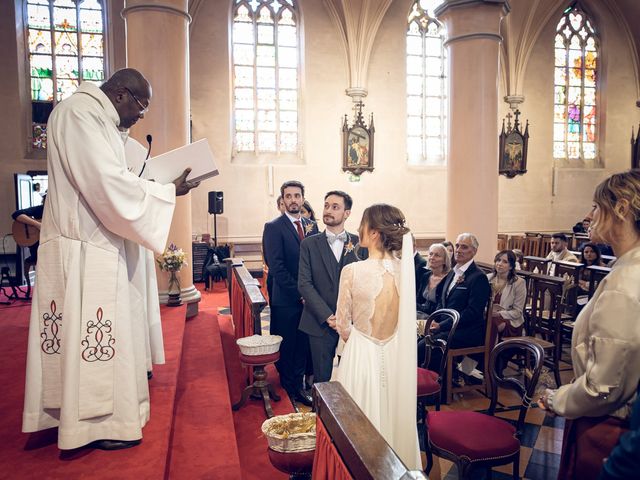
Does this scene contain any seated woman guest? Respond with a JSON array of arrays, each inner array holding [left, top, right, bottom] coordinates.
[[487, 250, 526, 340], [416, 243, 450, 363], [577, 242, 604, 293], [416, 243, 450, 315], [539, 169, 640, 480]]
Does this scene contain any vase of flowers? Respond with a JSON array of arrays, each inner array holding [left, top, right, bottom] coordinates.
[[157, 243, 188, 307]]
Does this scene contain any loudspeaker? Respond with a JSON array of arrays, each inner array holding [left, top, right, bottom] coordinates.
[[208, 191, 224, 214]]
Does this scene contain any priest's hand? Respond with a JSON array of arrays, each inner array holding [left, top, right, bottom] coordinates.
[[172, 168, 200, 196]]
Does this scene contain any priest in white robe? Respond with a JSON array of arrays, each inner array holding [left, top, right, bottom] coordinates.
[[22, 69, 198, 450]]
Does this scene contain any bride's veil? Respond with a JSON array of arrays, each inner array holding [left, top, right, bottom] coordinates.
[[390, 232, 421, 469]]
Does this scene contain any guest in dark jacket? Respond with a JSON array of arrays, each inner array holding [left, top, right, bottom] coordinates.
[[599, 384, 640, 480], [426, 233, 490, 371]]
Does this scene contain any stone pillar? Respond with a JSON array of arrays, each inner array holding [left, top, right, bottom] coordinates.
[[435, 0, 510, 262], [122, 0, 200, 315]]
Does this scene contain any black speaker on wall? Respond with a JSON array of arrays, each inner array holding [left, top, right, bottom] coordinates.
[[208, 191, 224, 214]]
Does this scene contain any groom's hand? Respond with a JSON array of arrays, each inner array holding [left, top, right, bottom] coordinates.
[[327, 315, 337, 331]]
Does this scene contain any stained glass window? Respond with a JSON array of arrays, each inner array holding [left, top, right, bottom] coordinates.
[[406, 0, 447, 166], [553, 3, 598, 161], [26, 0, 106, 150], [231, 0, 299, 155]]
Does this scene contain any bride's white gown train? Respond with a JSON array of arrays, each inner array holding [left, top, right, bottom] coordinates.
[[335, 234, 421, 470]]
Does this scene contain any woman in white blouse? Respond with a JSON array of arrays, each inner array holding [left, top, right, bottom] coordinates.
[[486, 249, 527, 340], [539, 169, 640, 480]]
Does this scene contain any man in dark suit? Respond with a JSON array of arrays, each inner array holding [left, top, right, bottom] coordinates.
[[263, 195, 286, 304], [298, 191, 361, 384], [429, 233, 490, 367], [262, 181, 318, 406]]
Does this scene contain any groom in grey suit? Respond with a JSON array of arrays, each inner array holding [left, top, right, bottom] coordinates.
[[298, 191, 362, 383]]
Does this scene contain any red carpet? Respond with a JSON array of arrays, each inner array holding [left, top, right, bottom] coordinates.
[[0, 303, 188, 479], [166, 305, 241, 479], [0, 279, 289, 479]]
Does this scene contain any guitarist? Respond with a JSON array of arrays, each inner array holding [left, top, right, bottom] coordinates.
[[11, 194, 45, 264]]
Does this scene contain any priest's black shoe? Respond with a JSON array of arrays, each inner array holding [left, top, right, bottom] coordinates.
[[91, 439, 141, 450], [293, 389, 313, 407]]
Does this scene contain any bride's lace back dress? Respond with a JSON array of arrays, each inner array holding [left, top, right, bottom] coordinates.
[[336, 257, 421, 470]]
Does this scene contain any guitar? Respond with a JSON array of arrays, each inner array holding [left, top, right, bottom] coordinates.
[[12, 220, 40, 247]]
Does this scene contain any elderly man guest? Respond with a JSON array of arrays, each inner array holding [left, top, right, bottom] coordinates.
[[22, 68, 199, 451], [428, 233, 491, 370]]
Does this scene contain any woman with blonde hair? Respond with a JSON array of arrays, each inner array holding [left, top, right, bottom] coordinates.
[[539, 169, 640, 480], [336, 203, 421, 470]]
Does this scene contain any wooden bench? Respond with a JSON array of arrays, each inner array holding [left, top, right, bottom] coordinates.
[[231, 242, 264, 278], [313, 382, 426, 479]]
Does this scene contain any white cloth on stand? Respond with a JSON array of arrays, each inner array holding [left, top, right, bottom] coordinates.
[[22, 82, 176, 449]]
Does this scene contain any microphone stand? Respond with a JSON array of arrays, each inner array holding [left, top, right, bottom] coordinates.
[[138, 134, 153, 178]]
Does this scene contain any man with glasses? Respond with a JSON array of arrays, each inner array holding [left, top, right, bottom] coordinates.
[[22, 68, 199, 452]]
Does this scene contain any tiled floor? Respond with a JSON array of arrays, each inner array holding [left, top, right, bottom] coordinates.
[[234, 303, 573, 480]]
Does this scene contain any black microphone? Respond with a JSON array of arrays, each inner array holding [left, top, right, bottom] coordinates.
[[138, 134, 152, 177]]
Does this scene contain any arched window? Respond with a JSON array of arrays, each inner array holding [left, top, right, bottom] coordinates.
[[553, 3, 598, 161], [406, 0, 447, 166], [26, 0, 106, 150], [231, 0, 299, 157]]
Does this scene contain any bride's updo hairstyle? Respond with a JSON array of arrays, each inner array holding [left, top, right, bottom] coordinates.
[[360, 203, 410, 253]]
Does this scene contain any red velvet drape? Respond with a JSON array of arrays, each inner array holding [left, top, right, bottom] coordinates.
[[312, 419, 352, 480], [231, 273, 244, 338]]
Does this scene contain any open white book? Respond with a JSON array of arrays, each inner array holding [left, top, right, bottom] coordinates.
[[124, 137, 218, 184]]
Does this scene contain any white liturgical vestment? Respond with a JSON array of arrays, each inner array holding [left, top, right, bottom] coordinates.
[[22, 82, 176, 449], [124, 137, 165, 371]]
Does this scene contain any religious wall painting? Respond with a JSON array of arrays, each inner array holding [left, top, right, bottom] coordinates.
[[499, 109, 529, 178], [342, 102, 375, 176]]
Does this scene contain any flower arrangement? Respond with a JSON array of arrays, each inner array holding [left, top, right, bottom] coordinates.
[[156, 243, 188, 272], [157, 243, 188, 305]]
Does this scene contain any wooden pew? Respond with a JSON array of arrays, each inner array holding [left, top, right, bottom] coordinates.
[[587, 265, 611, 298], [523, 232, 541, 257], [313, 382, 426, 479], [231, 242, 265, 278], [523, 255, 550, 274], [224, 257, 266, 338]]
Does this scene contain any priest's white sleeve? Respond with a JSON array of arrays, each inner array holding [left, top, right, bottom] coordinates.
[[52, 106, 176, 253]]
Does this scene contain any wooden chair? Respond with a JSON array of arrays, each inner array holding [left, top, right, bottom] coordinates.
[[587, 265, 611, 298], [551, 261, 585, 356], [497, 234, 508, 252], [445, 299, 495, 404], [425, 339, 545, 480], [521, 274, 565, 388], [539, 234, 553, 258], [601, 254, 616, 265], [418, 309, 460, 415], [522, 255, 550, 274], [523, 233, 541, 257], [573, 234, 589, 249], [508, 235, 525, 251]]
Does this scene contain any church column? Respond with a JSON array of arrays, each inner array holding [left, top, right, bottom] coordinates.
[[435, 0, 510, 262], [122, 0, 200, 315]]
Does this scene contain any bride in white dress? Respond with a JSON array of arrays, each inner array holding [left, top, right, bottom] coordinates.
[[335, 204, 421, 470]]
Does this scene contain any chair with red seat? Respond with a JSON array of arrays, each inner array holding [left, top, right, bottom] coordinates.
[[425, 338, 545, 479], [418, 308, 460, 415]]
